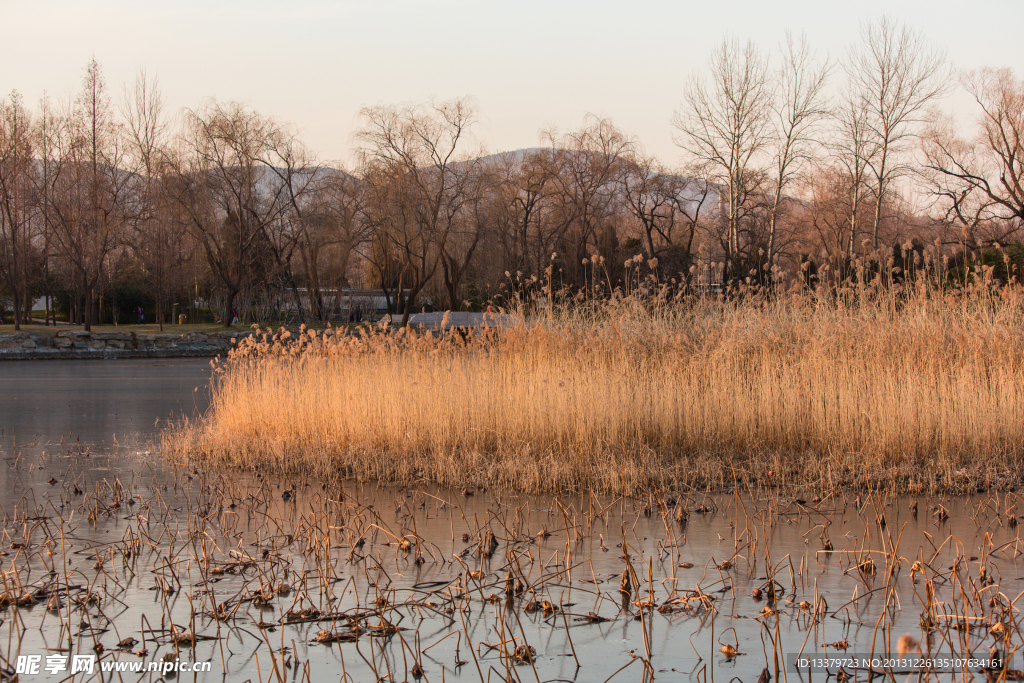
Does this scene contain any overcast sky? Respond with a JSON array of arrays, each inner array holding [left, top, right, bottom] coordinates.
[[4, 0, 1021, 167]]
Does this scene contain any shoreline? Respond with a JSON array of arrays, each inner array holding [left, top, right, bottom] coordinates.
[[0, 330, 255, 360]]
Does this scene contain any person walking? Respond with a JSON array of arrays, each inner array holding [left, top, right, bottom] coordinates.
[[137, 306, 145, 325]]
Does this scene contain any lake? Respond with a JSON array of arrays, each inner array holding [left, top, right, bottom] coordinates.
[[0, 358, 211, 455], [0, 359, 1017, 682]]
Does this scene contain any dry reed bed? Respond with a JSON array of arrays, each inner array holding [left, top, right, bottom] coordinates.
[[165, 287, 1024, 494]]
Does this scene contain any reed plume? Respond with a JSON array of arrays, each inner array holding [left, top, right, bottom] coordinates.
[[164, 282, 1024, 494]]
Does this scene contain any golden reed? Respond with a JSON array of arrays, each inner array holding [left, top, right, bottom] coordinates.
[[164, 283, 1024, 494]]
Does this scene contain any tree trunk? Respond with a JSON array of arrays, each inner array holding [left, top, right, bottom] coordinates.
[[11, 290, 21, 331], [84, 286, 93, 332], [287, 277, 306, 323], [443, 258, 460, 312], [224, 289, 237, 329], [401, 285, 420, 326], [767, 192, 781, 265], [871, 189, 884, 252]]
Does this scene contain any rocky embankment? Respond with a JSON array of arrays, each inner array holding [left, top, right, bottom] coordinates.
[[0, 330, 254, 359]]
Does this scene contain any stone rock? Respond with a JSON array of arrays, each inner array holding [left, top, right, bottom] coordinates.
[[0, 328, 259, 360]]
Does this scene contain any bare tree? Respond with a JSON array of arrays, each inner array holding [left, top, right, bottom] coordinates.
[[494, 150, 552, 279], [0, 92, 35, 329], [34, 94, 59, 326], [122, 70, 188, 330], [923, 68, 1024, 247], [356, 98, 477, 324], [0, 37, 1003, 324], [673, 38, 774, 279], [800, 167, 875, 263], [298, 167, 365, 321], [542, 116, 632, 285], [766, 32, 830, 262], [44, 59, 129, 331], [168, 101, 287, 327], [121, 71, 164, 179], [362, 181, 406, 314], [620, 151, 710, 275], [830, 92, 878, 261], [261, 128, 321, 322], [846, 17, 950, 250], [441, 169, 490, 309]]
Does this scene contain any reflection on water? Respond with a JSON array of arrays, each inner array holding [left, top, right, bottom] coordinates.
[[1, 453, 1021, 682], [0, 359, 1021, 681], [0, 358, 210, 455]]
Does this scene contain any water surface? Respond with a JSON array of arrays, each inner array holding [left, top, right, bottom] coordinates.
[[0, 359, 1019, 682], [0, 357, 210, 456]]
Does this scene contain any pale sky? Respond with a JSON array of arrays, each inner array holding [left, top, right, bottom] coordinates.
[[4, 0, 1021, 167]]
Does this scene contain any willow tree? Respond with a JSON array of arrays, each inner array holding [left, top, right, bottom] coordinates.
[[168, 101, 287, 327], [356, 98, 478, 325]]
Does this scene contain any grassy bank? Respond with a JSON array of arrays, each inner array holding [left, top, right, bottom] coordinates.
[[163, 284, 1024, 495]]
